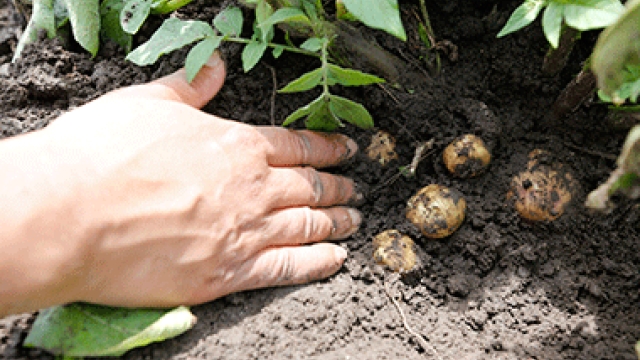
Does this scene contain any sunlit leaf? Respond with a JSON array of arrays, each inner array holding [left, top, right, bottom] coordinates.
[[341, 0, 406, 40], [120, 0, 152, 34], [13, 0, 56, 61], [497, 0, 546, 38], [214, 6, 243, 37], [185, 36, 222, 82], [279, 68, 323, 93], [24, 304, 196, 357], [542, 2, 563, 48], [151, 0, 194, 14], [563, 0, 624, 30], [63, 0, 100, 56], [126, 18, 214, 66]]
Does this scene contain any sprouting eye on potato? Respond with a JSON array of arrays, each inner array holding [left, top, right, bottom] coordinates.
[[366, 131, 398, 166], [443, 134, 491, 178], [372, 230, 417, 272], [406, 184, 466, 238], [507, 149, 574, 222]]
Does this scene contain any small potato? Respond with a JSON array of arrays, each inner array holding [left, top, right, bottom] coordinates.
[[443, 134, 491, 178], [406, 184, 466, 238], [366, 131, 398, 166], [372, 230, 417, 272]]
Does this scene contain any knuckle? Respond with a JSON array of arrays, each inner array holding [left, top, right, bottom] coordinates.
[[272, 251, 297, 284], [294, 132, 313, 164], [301, 167, 324, 205]]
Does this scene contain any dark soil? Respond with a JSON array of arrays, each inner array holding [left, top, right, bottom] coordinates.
[[2, 0, 639, 359]]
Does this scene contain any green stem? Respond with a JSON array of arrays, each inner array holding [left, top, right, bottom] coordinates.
[[225, 37, 320, 58], [321, 39, 330, 96]]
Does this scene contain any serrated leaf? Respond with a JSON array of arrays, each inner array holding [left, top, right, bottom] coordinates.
[[542, 2, 563, 48], [126, 18, 214, 66], [186, 36, 222, 82], [327, 64, 385, 86], [341, 0, 406, 40], [13, 0, 56, 61], [101, 0, 132, 52], [328, 95, 374, 129], [120, 0, 152, 34], [242, 39, 268, 72], [592, 0, 640, 102], [63, 0, 100, 56], [299, 37, 323, 52], [563, 0, 624, 30], [24, 304, 196, 357], [214, 6, 243, 37], [279, 68, 323, 93], [497, 0, 546, 38]]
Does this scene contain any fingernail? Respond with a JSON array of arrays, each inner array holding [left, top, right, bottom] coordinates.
[[334, 246, 348, 262], [345, 137, 358, 157], [205, 50, 223, 69], [347, 208, 363, 235], [349, 182, 367, 207]]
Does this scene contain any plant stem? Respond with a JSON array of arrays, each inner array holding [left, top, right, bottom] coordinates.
[[225, 37, 320, 58], [321, 39, 330, 96]]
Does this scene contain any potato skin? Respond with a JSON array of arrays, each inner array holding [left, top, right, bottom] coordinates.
[[372, 230, 417, 272], [443, 134, 491, 178], [406, 184, 466, 238]]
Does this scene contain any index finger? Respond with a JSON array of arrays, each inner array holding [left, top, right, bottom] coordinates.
[[258, 128, 358, 168]]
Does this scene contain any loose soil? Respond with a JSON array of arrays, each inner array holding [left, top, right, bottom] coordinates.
[[1, 0, 639, 359]]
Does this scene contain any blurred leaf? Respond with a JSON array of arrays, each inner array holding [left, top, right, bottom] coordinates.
[[299, 37, 323, 52], [185, 36, 222, 82], [24, 304, 196, 357], [279, 68, 323, 93], [341, 0, 406, 40], [328, 95, 374, 129], [214, 6, 243, 37], [497, 0, 545, 37], [592, 0, 640, 103], [63, 0, 100, 56], [242, 39, 268, 72], [272, 45, 284, 58], [563, 0, 624, 30], [120, 0, 152, 34], [151, 0, 194, 14], [127, 18, 214, 66], [13, 0, 56, 61], [101, 0, 132, 52], [259, 7, 310, 34], [542, 2, 563, 48], [327, 64, 385, 86]]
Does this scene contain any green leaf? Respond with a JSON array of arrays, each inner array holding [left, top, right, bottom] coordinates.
[[151, 0, 194, 14], [497, 0, 546, 38], [592, 0, 640, 103], [63, 0, 100, 56], [542, 2, 563, 48], [24, 304, 196, 357], [13, 0, 56, 61], [328, 95, 374, 129], [283, 95, 325, 126], [101, 0, 132, 52], [278, 68, 323, 93], [255, 1, 275, 43], [341, 0, 406, 40], [327, 64, 385, 86], [299, 37, 323, 52], [259, 8, 310, 33], [272, 45, 285, 58], [214, 6, 243, 37], [126, 18, 214, 66], [242, 39, 268, 72], [185, 36, 223, 82], [563, 0, 624, 30], [120, 0, 152, 34]]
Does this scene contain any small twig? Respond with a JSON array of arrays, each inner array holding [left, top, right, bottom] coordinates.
[[381, 276, 439, 357], [563, 141, 617, 161], [371, 140, 436, 194], [264, 64, 278, 125]]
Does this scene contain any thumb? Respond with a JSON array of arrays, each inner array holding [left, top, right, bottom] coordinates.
[[132, 51, 226, 109]]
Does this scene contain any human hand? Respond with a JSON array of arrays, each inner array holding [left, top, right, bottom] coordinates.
[[6, 52, 362, 312]]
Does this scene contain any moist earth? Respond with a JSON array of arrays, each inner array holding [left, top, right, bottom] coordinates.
[[1, 0, 639, 359]]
